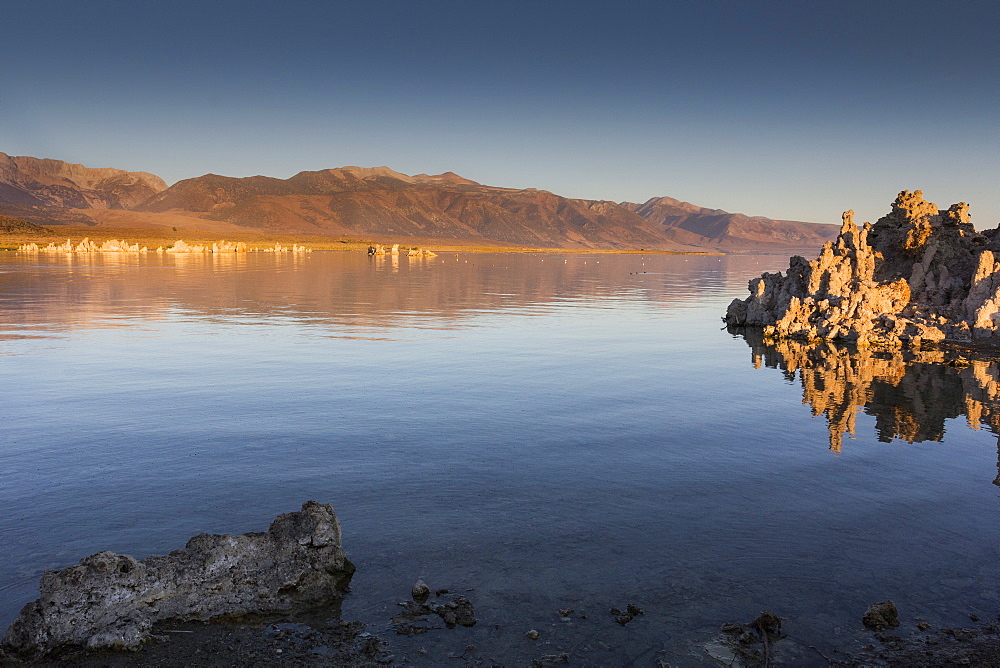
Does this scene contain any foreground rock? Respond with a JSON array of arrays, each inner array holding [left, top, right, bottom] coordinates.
[[863, 600, 901, 631], [1, 501, 355, 659], [726, 190, 1000, 347], [391, 581, 477, 636]]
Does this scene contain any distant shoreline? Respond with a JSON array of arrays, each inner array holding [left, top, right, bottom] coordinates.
[[0, 226, 729, 256]]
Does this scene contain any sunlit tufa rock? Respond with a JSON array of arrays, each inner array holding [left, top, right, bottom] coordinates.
[[726, 191, 1000, 346]]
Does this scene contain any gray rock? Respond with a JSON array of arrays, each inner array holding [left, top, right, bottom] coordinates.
[[1, 501, 355, 658]]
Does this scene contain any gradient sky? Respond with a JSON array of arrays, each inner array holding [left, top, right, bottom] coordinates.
[[2, 0, 997, 226]]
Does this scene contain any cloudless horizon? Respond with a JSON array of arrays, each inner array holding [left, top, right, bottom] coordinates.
[[2, 0, 997, 226]]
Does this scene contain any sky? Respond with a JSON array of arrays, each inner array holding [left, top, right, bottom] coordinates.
[[2, 0, 997, 226]]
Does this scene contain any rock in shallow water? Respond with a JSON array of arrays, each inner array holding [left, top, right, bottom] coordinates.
[[411, 579, 430, 603], [1, 501, 355, 659], [726, 190, 1000, 347], [863, 600, 901, 631]]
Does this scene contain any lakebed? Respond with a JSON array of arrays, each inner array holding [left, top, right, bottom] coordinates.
[[1, 251, 998, 664]]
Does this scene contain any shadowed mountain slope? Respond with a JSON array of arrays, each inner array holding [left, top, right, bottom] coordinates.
[[0, 153, 167, 210], [622, 196, 839, 251], [0, 213, 50, 235]]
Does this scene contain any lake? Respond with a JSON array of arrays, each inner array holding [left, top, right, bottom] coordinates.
[[1, 250, 998, 664]]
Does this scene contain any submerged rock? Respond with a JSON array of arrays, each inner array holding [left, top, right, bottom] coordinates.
[[391, 584, 477, 636], [726, 191, 1000, 347], [1, 501, 355, 659], [610, 603, 644, 625]]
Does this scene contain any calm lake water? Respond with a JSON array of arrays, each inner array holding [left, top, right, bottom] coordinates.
[[1, 251, 998, 664]]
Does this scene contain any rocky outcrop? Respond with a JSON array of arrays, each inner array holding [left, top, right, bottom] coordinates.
[[1, 501, 354, 658], [726, 191, 1000, 346]]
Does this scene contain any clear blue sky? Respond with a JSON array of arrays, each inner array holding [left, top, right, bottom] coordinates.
[[2, 0, 997, 226]]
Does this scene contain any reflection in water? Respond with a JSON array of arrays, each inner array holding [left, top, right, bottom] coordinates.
[[0, 252, 772, 338], [3, 252, 999, 661], [734, 327, 1000, 482]]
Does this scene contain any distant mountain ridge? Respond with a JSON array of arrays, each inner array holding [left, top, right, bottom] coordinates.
[[0, 152, 166, 210], [0, 153, 838, 251], [622, 196, 840, 251]]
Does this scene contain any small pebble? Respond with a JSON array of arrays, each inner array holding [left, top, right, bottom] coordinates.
[[525, 629, 540, 640]]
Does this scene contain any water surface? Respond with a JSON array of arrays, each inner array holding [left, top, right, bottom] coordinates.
[[1, 251, 998, 664]]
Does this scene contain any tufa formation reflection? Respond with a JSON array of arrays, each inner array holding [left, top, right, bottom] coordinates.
[[733, 327, 1000, 483]]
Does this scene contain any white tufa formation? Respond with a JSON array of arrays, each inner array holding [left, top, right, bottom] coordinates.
[[18, 239, 311, 253]]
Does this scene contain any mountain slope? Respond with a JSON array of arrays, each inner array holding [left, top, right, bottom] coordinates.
[[0, 152, 167, 210], [0, 152, 839, 251], [139, 167, 696, 249], [0, 213, 50, 234], [622, 196, 839, 251], [141, 167, 835, 250]]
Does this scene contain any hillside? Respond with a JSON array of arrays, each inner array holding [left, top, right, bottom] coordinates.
[[622, 196, 839, 252], [140, 166, 836, 251], [0, 213, 50, 234], [0, 152, 167, 211], [0, 153, 838, 251]]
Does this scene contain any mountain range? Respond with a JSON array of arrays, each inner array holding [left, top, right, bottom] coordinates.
[[0, 152, 838, 252]]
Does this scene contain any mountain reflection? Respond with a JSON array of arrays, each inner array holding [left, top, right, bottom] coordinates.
[[733, 327, 1000, 482], [0, 252, 769, 337]]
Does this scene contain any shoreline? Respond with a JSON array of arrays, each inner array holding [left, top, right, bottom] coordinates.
[[14, 593, 1000, 666], [0, 226, 764, 256]]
